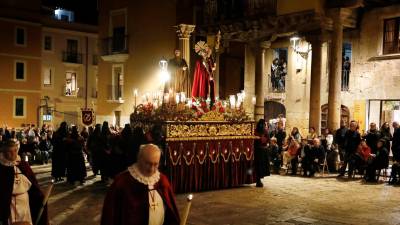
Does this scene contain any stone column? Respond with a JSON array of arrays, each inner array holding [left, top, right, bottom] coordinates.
[[254, 41, 271, 121], [327, 11, 343, 131], [307, 34, 323, 134], [176, 24, 196, 69], [244, 44, 256, 117]]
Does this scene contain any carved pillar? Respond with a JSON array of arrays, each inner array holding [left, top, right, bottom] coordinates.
[[328, 10, 343, 131], [307, 34, 323, 135], [254, 41, 271, 121], [176, 24, 196, 69]]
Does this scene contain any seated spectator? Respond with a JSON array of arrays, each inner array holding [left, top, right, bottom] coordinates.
[[301, 138, 325, 177], [38, 133, 53, 164], [389, 161, 400, 185], [365, 139, 389, 182], [268, 137, 281, 174], [306, 127, 318, 140], [281, 138, 300, 170], [354, 140, 372, 175]]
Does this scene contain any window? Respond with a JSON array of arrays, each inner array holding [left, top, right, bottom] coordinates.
[[15, 27, 26, 46], [14, 97, 26, 118], [15, 61, 26, 81], [44, 35, 52, 51], [341, 42, 352, 91], [65, 72, 77, 96], [383, 17, 400, 54], [43, 67, 52, 85]]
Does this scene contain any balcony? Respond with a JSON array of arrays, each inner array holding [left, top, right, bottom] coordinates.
[[101, 35, 129, 63], [62, 51, 82, 65], [200, 0, 276, 25], [63, 85, 81, 98], [107, 84, 124, 103]]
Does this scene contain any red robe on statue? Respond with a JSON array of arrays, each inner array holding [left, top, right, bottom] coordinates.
[[101, 170, 180, 225], [191, 58, 215, 101]]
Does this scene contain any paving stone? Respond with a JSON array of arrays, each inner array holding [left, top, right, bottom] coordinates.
[[32, 165, 400, 225]]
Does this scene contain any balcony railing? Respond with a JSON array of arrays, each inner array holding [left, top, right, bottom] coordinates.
[[102, 35, 129, 56], [341, 69, 350, 91], [63, 85, 80, 97], [108, 84, 124, 101], [267, 74, 285, 93], [62, 51, 82, 64]]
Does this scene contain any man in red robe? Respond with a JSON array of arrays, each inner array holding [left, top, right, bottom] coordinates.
[[0, 140, 49, 225], [101, 144, 180, 225]]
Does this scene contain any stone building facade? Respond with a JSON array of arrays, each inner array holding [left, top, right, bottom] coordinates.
[[196, 0, 400, 135]]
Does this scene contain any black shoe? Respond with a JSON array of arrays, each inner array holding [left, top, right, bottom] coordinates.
[[337, 174, 344, 177], [256, 182, 264, 187]]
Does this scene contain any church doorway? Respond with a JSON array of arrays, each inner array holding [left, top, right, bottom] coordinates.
[[264, 101, 286, 122], [321, 104, 350, 131]]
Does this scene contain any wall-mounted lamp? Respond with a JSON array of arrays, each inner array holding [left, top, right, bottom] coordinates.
[[159, 57, 170, 83], [290, 35, 311, 59]]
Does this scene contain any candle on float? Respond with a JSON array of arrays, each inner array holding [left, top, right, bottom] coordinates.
[[133, 89, 138, 97], [175, 93, 180, 104], [180, 92, 186, 103], [252, 96, 256, 105], [229, 95, 236, 109]]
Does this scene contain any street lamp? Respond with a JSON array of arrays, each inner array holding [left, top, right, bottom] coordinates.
[[159, 57, 170, 83]]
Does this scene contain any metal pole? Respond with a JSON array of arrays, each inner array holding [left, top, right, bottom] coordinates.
[[85, 36, 89, 108]]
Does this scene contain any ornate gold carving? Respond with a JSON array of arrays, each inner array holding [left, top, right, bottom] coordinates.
[[197, 111, 225, 121], [166, 121, 254, 139]]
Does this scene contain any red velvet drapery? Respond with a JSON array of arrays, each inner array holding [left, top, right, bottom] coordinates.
[[166, 139, 255, 193]]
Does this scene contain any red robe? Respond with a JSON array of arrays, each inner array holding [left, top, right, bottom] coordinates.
[[101, 171, 180, 225], [0, 161, 49, 225], [191, 59, 215, 101]]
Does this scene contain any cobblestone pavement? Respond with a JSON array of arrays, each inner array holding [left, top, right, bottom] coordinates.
[[33, 164, 400, 225]]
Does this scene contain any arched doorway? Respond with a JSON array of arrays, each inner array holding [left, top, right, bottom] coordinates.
[[321, 104, 350, 131], [264, 101, 286, 122]]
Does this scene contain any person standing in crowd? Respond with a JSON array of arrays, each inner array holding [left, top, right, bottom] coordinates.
[[363, 122, 381, 154], [128, 127, 147, 166], [52, 122, 68, 182], [101, 144, 180, 225], [365, 139, 389, 182], [0, 140, 49, 225], [109, 124, 132, 177], [118, 124, 135, 170], [302, 138, 325, 177], [338, 120, 361, 178], [87, 124, 103, 176], [254, 119, 270, 187], [391, 122, 400, 161], [66, 126, 87, 185], [380, 122, 392, 152], [100, 121, 112, 182], [334, 121, 348, 161]]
